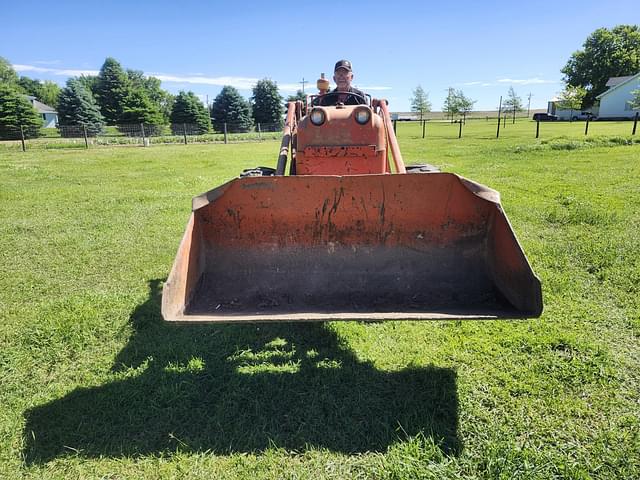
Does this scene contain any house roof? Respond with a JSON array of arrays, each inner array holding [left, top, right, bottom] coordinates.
[[605, 76, 633, 87], [24, 95, 57, 114], [596, 72, 640, 100]]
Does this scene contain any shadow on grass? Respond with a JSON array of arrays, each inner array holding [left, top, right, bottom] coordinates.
[[23, 279, 460, 463]]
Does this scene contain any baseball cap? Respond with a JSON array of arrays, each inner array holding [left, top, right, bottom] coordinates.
[[334, 60, 352, 72]]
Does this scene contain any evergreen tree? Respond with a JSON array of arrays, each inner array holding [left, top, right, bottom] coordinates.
[[443, 87, 459, 120], [127, 69, 174, 123], [57, 78, 105, 136], [118, 89, 164, 135], [0, 56, 19, 85], [251, 79, 283, 128], [170, 91, 211, 134], [0, 84, 42, 139], [286, 90, 307, 103], [95, 57, 130, 124], [503, 86, 523, 112], [210, 86, 253, 133], [410, 85, 432, 121]]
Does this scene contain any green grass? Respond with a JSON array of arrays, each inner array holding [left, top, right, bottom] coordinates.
[[1, 120, 639, 479]]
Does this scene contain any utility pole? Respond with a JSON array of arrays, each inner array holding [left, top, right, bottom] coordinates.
[[527, 92, 533, 118], [300, 77, 308, 93]]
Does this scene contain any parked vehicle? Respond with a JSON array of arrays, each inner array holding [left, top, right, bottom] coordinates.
[[532, 113, 558, 121]]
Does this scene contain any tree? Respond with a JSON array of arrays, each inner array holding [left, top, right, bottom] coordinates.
[[170, 91, 211, 134], [127, 69, 174, 123], [17, 77, 61, 107], [286, 90, 306, 103], [562, 25, 640, 108], [119, 89, 164, 130], [443, 87, 459, 120], [455, 89, 476, 120], [0, 56, 19, 85], [557, 85, 587, 121], [251, 79, 283, 129], [503, 86, 523, 112], [210, 86, 253, 133], [95, 57, 130, 124], [0, 84, 42, 139], [56, 78, 105, 136], [77, 74, 99, 96], [410, 85, 432, 121]]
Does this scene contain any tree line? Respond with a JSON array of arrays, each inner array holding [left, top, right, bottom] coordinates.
[[0, 56, 285, 139]]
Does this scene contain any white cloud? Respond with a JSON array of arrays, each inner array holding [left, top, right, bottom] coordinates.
[[12, 64, 99, 77], [460, 81, 482, 86], [497, 77, 559, 85], [12, 63, 392, 93]]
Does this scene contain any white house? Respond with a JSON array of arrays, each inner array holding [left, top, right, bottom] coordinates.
[[595, 72, 640, 120], [26, 95, 58, 128]]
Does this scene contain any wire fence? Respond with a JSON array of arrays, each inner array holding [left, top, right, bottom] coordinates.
[[0, 121, 283, 151], [1, 114, 638, 151]]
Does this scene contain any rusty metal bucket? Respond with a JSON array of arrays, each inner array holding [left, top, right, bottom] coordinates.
[[162, 173, 542, 323]]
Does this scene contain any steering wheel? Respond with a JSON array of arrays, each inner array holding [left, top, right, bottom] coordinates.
[[313, 91, 368, 106]]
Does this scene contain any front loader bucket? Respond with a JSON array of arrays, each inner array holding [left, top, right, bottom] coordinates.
[[162, 173, 542, 323]]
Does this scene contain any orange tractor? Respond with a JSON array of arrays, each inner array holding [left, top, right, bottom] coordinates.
[[162, 78, 542, 323]]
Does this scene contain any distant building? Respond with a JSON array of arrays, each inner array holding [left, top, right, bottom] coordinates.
[[595, 72, 640, 120], [26, 95, 58, 128]]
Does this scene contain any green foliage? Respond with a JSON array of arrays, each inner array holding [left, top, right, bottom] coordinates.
[[127, 69, 174, 123], [211, 85, 253, 133], [251, 78, 283, 128], [17, 77, 61, 107], [0, 56, 19, 85], [503, 86, 524, 112], [170, 91, 211, 134], [286, 89, 307, 104], [56, 78, 105, 136], [0, 83, 42, 139], [558, 85, 587, 119], [410, 85, 431, 120], [76, 74, 99, 96], [443, 87, 458, 118], [443, 87, 476, 118], [562, 25, 640, 107], [455, 89, 476, 114], [95, 57, 130, 124], [118, 89, 164, 132]]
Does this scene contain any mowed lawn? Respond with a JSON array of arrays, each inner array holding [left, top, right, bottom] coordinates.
[[1, 120, 639, 479]]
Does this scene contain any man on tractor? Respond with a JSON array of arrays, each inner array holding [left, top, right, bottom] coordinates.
[[316, 59, 368, 106]]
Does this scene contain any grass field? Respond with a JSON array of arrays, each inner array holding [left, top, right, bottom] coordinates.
[[1, 120, 639, 479]]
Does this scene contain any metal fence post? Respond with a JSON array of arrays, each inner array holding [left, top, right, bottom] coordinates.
[[422, 120, 426, 139], [536, 120, 540, 139], [458, 119, 463, 139], [183, 123, 188, 145], [140, 123, 146, 146], [496, 96, 502, 139], [257, 123, 262, 139], [224, 123, 228, 144], [19, 125, 26, 152], [633, 112, 638, 135], [83, 124, 89, 149], [584, 118, 589, 136], [393, 119, 397, 134]]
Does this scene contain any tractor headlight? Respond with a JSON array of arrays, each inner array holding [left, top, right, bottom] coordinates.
[[310, 108, 326, 126], [354, 107, 371, 125]]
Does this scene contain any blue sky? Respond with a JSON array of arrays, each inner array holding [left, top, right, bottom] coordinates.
[[3, 0, 637, 111]]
